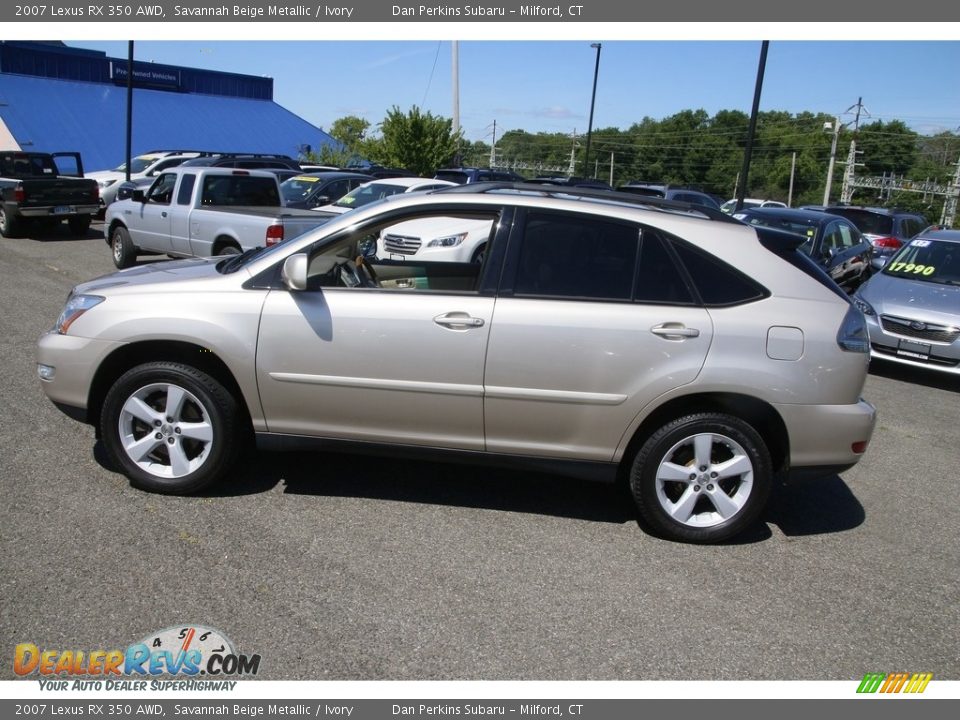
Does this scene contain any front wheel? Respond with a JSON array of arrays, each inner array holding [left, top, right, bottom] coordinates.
[[629, 413, 772, 544], [111, 225, 137, 268], [100, 362, 241, 494], [0, 206, 22, 238]]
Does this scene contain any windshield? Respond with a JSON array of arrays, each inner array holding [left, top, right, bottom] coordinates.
[[117, 156, 162, 174], [882, 238, 960, 285], [281, 176, 322, 202], [334, 182, 409, 209]]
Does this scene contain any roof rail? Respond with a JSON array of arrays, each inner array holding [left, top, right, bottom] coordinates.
[[432, 182, 741, 223]]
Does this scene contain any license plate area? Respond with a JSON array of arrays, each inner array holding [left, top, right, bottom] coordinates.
[[897, 338, 931, 360], [53, 206, 72, 215]]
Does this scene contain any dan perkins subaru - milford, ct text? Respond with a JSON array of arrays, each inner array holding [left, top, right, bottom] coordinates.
[[392, 5, 583, 16]]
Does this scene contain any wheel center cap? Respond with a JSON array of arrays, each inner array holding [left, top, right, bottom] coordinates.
[[161, 424, 173, 437]]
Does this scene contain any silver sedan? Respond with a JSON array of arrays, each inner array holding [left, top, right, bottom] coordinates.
[[854, 229, 960, 374]]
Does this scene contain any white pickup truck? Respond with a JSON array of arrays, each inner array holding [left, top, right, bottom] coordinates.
[[104, 167, 332, 268]]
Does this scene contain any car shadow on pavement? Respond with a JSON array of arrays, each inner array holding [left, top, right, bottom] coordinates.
[[95, 443, 865, 539], [764, 474, 865, 537], [868, 359, 960, 394]]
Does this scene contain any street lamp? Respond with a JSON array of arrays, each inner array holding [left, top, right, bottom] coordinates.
[[583, 43, 601, 179]]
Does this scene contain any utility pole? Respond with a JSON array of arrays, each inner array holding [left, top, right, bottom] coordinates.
[[788, 151, 796, 207], [609, 152, 614, 187], [823, 98, 869, 206], [567, 129, 579, 177], [488, 120, 497, 169], [941, 156, 960, 227]]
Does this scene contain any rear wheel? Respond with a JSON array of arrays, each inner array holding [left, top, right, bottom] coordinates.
[[68, 215, 92, 236], [111, 225, 137, 268], [0, 207, 22, 238], [100, 362, 240, 494], [215, 242, 241, 256], [630, 413, 772, 544]]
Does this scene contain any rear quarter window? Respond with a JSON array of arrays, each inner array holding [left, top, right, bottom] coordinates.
[[669, 239, 768, 306]]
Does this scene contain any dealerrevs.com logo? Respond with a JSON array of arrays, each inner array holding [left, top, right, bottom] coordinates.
[[14, 625, 261, 690]]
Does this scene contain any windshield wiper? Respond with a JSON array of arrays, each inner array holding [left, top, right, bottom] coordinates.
[[217, 247, 263, 273]]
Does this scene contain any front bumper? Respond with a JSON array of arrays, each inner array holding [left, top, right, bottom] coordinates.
[[864, 313, 960, 375], [37, 330, 124, 424]]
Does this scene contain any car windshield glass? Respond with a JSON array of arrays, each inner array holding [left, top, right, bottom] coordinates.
[[334, 182, 408, 209], [281, 176, 322, 202], [125, 157, 158, 174], [882, 238, 960, 285], [830, 209, 893, 235], [435, 171, 469, 183]]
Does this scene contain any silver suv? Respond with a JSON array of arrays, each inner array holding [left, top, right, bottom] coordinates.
[[37, 184, 876, 543]]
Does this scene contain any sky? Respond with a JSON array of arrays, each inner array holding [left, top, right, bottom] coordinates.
[[65, 39, 960, 145]]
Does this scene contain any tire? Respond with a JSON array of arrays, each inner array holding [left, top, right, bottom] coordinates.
[[471, 243, 487, 264], [0, 206, 22, 238], [111, 225, 137, 268], [215, 242, 241, 256], [100, 362, 241, 494], [629, 413, 772, 544], [68, 215, 92, 236]]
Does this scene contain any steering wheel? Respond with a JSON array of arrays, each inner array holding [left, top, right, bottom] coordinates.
[[354, 255, 379, 288]]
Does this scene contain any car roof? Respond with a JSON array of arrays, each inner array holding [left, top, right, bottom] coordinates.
[[362, 176, 456, 189], [917, 229, 960, 243], [737, 206, 837, 223], [286, 171, 373, 181], [825, 205, 923, 218]]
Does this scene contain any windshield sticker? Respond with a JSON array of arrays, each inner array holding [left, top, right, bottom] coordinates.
[[293, 176, 319, 183], [911, 239, 931, 247], [888, 262, 935, 276]]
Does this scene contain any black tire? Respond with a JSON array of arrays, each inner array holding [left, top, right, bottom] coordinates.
[[0, 206, 22, 238], [215, 242, 241, 256], [629, 413, 772, 544], [111, 225, 137, 268], [471, 243, 487, 264], [100, 362, 241, 494], [68, 215, 92, 236]]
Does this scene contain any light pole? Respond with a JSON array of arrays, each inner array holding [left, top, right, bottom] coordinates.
[[583, 42, 601, 179]]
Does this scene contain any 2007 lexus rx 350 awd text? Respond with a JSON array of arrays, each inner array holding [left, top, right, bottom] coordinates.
[[37, 183, 877, 544]]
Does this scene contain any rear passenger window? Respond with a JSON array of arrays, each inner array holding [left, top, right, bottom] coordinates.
[[515, 213, 638, 300], [670, 239, 767, 306], [634, 232, 694, 304], [177, 174, 196, 205]]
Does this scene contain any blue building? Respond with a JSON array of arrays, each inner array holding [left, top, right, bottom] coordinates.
[[0, 41, 337, 171]]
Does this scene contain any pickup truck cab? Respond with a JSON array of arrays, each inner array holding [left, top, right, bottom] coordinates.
[[0, 151, 99, 237], [104, 167, 332, 268]]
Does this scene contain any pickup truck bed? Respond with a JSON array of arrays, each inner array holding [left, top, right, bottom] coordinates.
[[0, 152, 99, 237]]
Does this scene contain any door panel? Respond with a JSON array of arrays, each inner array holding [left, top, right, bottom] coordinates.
[[257, 288, 493, 449]]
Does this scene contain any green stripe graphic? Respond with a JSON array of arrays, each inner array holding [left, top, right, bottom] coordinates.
[[857, 673, 886, 693]]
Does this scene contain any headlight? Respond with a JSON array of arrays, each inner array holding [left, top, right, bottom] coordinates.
[[427, 232, 467, 248], [98, 179, 118, 189], [56, 294, 104, 335], [852, 296, 875, 317]]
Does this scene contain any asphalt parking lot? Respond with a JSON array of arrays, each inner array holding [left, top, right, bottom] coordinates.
[[1, 221, 958, 681]]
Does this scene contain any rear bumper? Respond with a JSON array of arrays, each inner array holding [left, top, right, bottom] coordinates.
[[773, 399, 877, 471], [19, 204, 99, 219]]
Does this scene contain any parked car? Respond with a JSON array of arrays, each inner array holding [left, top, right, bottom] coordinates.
[[620, 183, 722, 210], [733, 207, 873, 292], [179, 154, 303, 171], [822, 206, 927, 260], [38, 184, 876, 544], [0, 151, 99, 237], [86, 150, 208, 214], [315, 177, 456, 215], [853, 229, 960, 374], [280, 171, 373, 210], [376, 215, 495, 264], [104, 167, 331, 267], [534, 176, 613, 190], [720, 198, 788, 214], [435, 167, 525, 184]]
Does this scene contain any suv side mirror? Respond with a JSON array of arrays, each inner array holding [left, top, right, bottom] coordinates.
[[281, 253, 309, 291], [310, 195, 330, 208], [131, 189, 145, 203]]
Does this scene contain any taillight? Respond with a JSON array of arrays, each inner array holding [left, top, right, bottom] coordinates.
[[265, 225, 284, 246], [14, 185, 25, 202], [872, 236, 902, 249], [91, 185, 99, 201], [837, 305, 869, 354]]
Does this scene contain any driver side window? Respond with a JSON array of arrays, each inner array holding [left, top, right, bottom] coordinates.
[[147, 173, 177, 205]]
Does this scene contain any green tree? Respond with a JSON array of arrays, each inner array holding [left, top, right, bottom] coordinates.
[[365, 106, 462, 176]]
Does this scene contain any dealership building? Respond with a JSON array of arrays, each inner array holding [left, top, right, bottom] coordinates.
[[0, 41, 336, 172]]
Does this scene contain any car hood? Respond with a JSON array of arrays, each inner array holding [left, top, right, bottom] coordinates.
[[859, 271, 960, 324], [73, 257, 226, 296]]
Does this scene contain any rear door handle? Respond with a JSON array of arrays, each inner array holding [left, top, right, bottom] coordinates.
[[651, 323, 700, 339], [434, 312, 485, 329]]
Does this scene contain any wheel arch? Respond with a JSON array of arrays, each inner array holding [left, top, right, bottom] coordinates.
[[212, 235, 242, 255], [618, 392, 790, 480], [87, 340, 252, 440]]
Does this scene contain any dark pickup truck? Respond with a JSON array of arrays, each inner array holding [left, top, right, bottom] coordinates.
[[0, 151, 99, 237]]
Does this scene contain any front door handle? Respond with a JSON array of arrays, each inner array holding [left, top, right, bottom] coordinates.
[[651, 323, 700, 339], [434, 312, 485, 329]]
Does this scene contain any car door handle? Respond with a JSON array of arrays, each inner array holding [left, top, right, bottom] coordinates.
[[651, 323, 700, 339], [434, 313, 485, 329]]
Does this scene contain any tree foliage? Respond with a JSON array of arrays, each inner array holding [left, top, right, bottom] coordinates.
[[362, 106, 462, 176]]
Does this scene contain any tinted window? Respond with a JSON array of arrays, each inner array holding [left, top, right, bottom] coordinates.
[[670, 240, 766, 306], [515, 213, 638, 300], [634, 232, 694, 304], [828, 209, 893, 236], [176, 174, 196, 205]]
